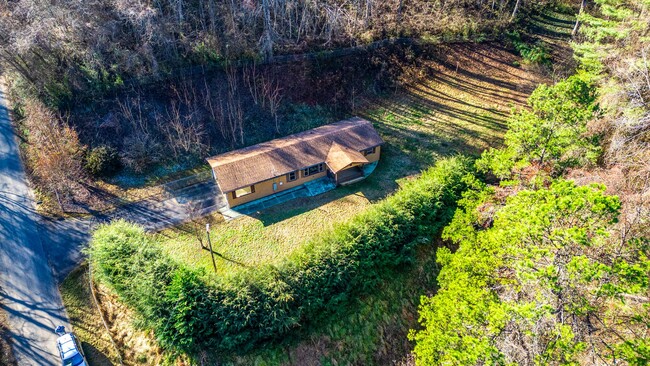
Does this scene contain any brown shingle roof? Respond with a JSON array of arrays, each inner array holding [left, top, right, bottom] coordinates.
[[207, 117, 383, 192], [326, 142, 369, 173]]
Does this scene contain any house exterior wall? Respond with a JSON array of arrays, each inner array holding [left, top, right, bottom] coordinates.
[[364, 145, 381, 162], [220, 145, 381, 208], [224, 169, 327, 207]]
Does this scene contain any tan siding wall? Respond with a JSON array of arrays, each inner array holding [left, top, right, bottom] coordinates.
[[364, 146, 381, 162], [220, 145, 380, 208], [225, 170, 326, 207]]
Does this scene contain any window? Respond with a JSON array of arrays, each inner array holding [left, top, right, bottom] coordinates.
[[287, 171, 298, 182], [63, 354, 85, 366], [233, 185, 255, 199], [303, 163, 324, 177], [362, 146, 376, 156]]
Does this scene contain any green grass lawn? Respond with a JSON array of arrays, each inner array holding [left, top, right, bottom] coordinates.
[[158, 42, 545, 281], [63, 9, 574, 364], [158, 190, 376, 278]]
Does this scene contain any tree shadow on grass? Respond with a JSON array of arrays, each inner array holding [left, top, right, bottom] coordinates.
[[81, 341, 115, 366], [255, 134, 474, 227], [527, 18, 574, 40], [202, 247, 250, 268]]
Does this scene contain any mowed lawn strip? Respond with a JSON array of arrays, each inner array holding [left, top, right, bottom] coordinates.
[[158, 43, 544, 276]]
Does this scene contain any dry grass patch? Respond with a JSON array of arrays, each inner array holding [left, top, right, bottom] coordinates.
[[34, 162, 211, 217], [0, 310, 16, 366], [61, 266, 121, 366], [61, 265, 182, 366], [94, 284, 172, 365]]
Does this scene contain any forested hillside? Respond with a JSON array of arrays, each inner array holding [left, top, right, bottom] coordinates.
[[0, 0, 545, 213], [3, 0, 648, 365], [0, 0, 559, 213], [0, 0, 548, 105], [412, 0, 650, 364]]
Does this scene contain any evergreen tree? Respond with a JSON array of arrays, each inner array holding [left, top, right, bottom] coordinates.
[[411, 181, 650, 365], [477, 73, 601, 180]]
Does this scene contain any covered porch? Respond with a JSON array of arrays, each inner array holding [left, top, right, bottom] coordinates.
[[333, 166, 365, 185], [326, 142, 370, 186]]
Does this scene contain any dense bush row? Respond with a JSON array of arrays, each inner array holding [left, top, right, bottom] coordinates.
[[88, 157, 472, 355]]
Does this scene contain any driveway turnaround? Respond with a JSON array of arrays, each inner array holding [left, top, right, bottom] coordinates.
[[0, 85, 68, 365]]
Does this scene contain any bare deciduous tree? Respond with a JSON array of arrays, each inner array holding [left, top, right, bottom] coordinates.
[[23, 100, 86, 210], [0, 0, 545, 98], [118, 95, 162, 173], [510, 0, 522, 21], [202, 78, 228, 142], [572, 0, 587, 36], [225, 66, 244, 146], [184, 200, 206, 249], [243, 65, 283, 133]]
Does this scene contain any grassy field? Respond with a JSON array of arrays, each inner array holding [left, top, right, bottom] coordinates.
[[62, 8, 576, 365], [158, 41, 545, 279]]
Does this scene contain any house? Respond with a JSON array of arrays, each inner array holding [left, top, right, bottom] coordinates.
[[206, 117, 384, 208]]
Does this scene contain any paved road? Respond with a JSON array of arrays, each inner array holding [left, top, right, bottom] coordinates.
[[0, 85, 68, 365], [0, 81, 224, 365]]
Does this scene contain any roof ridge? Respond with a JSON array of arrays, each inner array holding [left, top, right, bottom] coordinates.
[[207, 118, 383, 192], [208, 118, 367, 167]]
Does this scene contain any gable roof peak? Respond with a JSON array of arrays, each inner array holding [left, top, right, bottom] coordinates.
[[207, 117, 383, 192]]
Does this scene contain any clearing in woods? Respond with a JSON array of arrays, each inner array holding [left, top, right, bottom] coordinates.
[[158, 41, 547, 279], [61, 8, 576, 365]]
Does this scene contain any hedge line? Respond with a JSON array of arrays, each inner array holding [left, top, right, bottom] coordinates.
[[88, 157, 473, 355]]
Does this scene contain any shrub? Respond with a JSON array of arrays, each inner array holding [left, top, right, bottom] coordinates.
[[477, 73, 601, 179], [85, 145, 121, 177], [508, 30, 550, 65], [121, 133, 163, 174], [89, 157, 473, 356], [87, 221, 177, 326], [22, 99, 86, 209]]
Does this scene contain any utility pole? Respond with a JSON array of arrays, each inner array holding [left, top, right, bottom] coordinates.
[[206, 223, 217, 273]]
